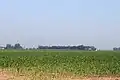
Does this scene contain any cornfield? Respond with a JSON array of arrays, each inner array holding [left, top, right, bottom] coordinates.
[[0, 50, 120, 76]]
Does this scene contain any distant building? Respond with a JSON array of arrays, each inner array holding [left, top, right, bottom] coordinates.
[[0, 46, 5, 50]]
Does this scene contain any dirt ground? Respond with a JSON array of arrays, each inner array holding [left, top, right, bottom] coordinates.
[[0, 71, 120, 80]]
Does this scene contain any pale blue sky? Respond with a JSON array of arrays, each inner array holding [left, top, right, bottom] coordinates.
[[0, 0, 120, 50]]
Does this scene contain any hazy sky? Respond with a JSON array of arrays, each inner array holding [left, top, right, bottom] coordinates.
[[0, 0, 120, 50]]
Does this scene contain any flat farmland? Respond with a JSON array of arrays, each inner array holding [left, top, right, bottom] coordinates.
[[0, 50, 120, 80]]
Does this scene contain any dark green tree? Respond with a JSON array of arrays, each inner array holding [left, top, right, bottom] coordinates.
[[5, 44, 14, 49], [14, 43, 23, 49]]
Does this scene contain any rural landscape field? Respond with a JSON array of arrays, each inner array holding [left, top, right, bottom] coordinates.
[[1, 0, 120, 80], [0, 50, 120, 80]]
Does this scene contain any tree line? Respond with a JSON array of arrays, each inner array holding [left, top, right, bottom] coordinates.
[[38, 45, 96, 51], [113, 47, 120, 51], [0, 43, 97, 51]]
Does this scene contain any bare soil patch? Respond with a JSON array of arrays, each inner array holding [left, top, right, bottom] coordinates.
[[0, 71, 12, 80], [0, 71, 120, 80]]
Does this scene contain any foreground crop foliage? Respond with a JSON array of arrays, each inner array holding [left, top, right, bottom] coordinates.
[[0, 50, 120, 76]]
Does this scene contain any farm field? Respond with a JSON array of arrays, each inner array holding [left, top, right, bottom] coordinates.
[[0, 50, 120, 80]]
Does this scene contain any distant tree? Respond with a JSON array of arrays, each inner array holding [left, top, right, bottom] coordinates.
[[5, 44, 14, 49], [14, 43, 23, 49], [77, 45, 85, 50], [91, 46, 96, 51], [113, 47, 118, 51], [37, 45, 97, 51]]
